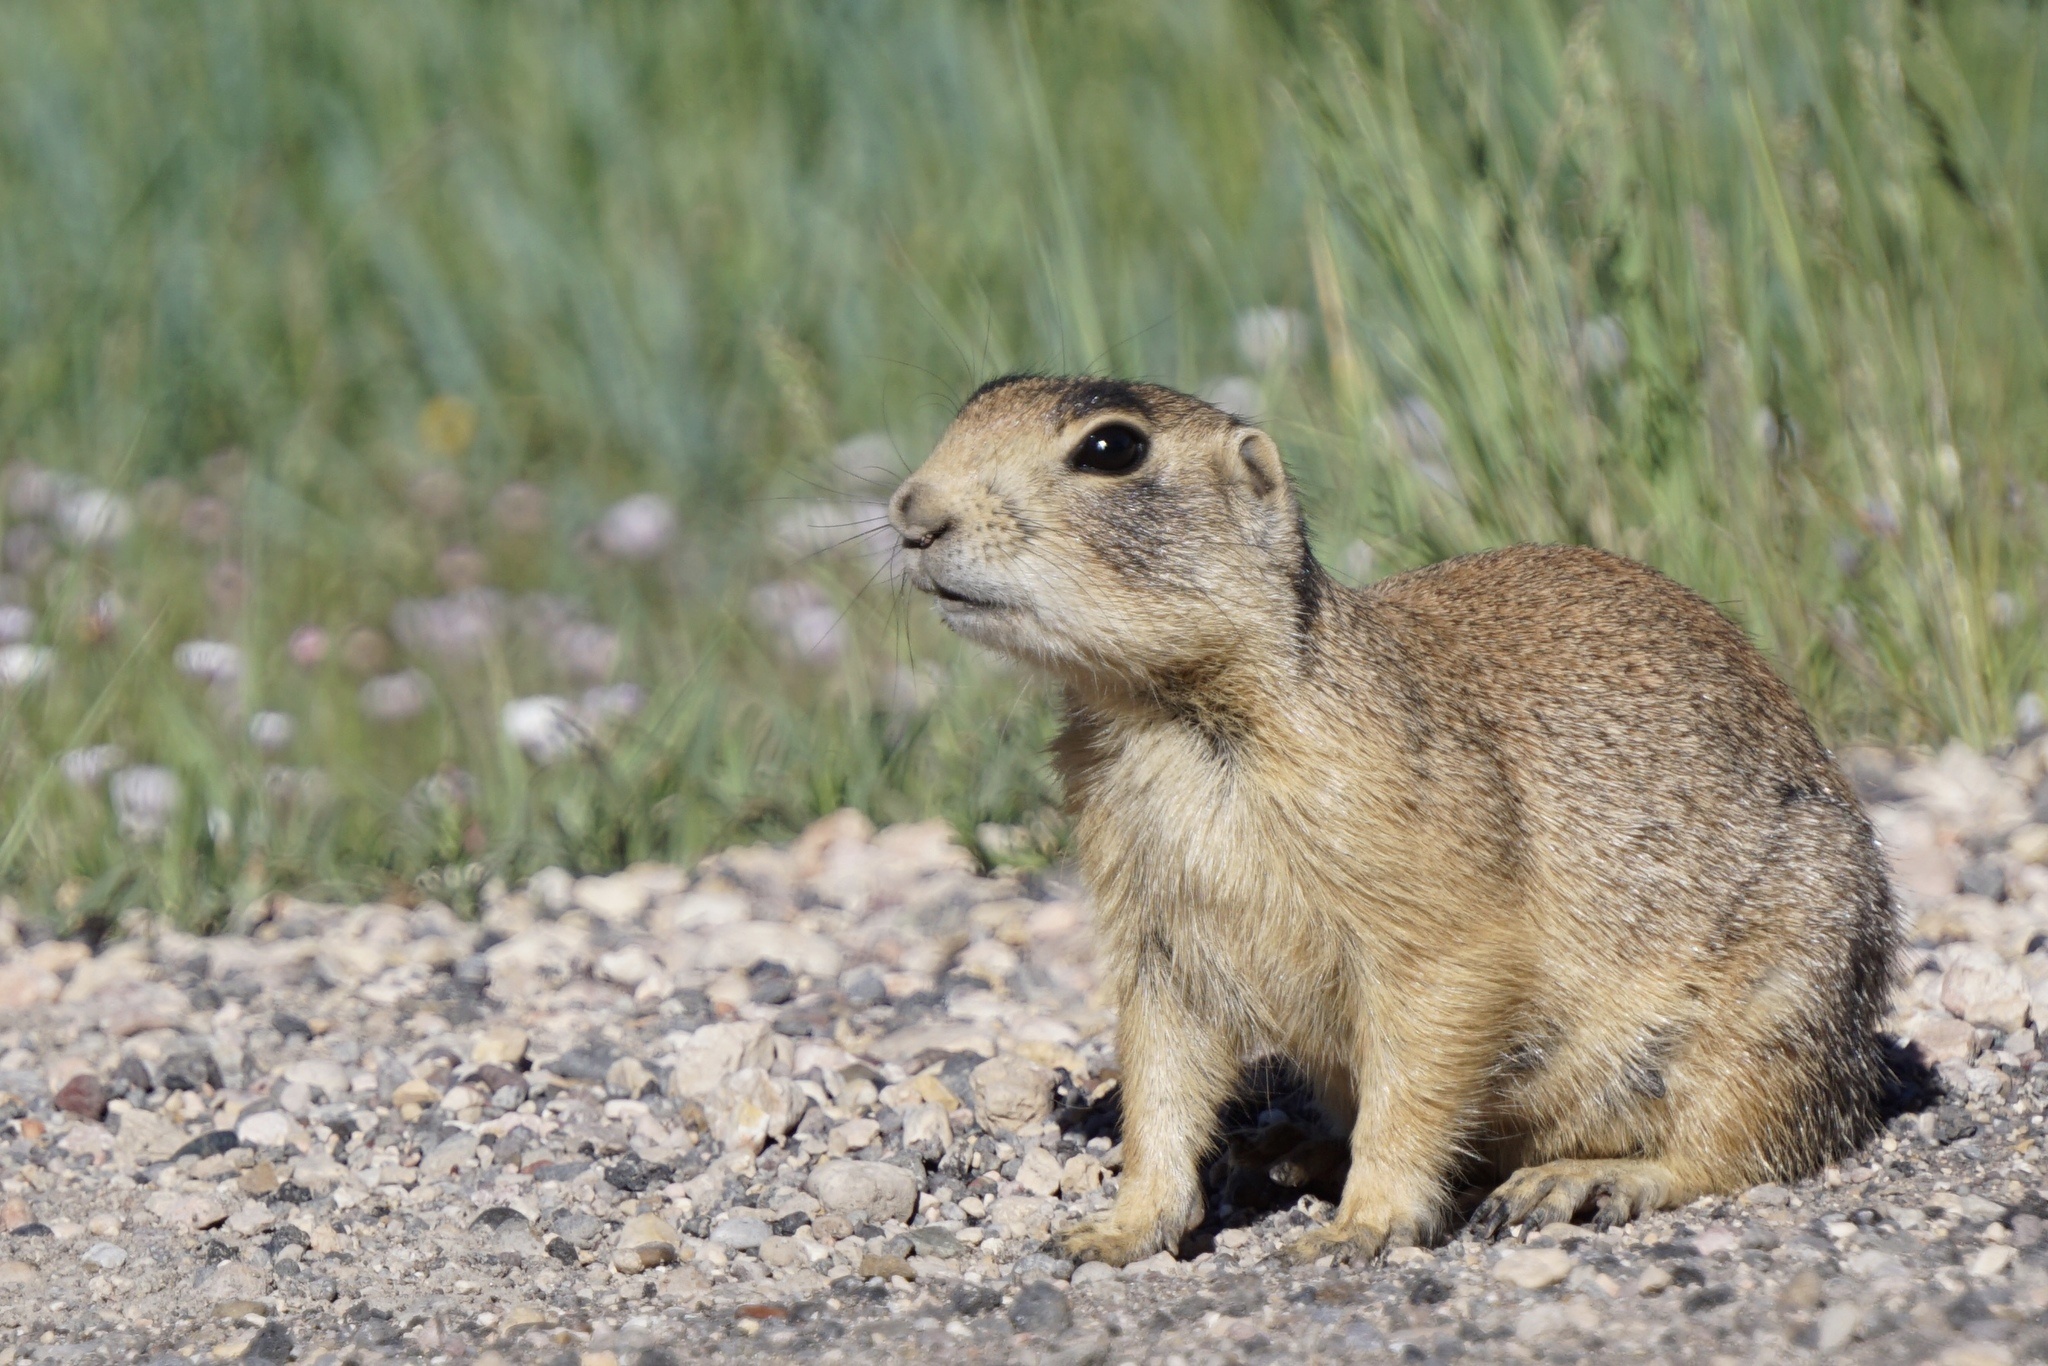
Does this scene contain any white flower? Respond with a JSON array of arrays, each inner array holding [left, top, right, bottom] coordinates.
[[782, 605, 847, 665], [829, 433, 901, 495], [1384, 396, 1458, 496], [502, 695, 585, 765], [771, 501, 860, 560], [549, 621, 620, 684], [53, 489, 136, 548], [580, 683, 645, 724], [0, 604, 33, 644], [109, 765, 182, 843], [172, 640, 243, 686], [748, 579, 847, 663], [390, 589, 504, 662], [59, 744, 125, 789], [594, 493, 677, 561], [1200, 376, 1262, 422], [2, 463, 78, 519], [248, 711, 296, 752], [1, 525, 53, 576], [359, 670, 430, 724], [0, 643, 53, 688], [1233, 306, 1307, 371]]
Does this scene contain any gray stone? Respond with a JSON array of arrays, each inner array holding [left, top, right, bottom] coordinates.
[[545, 1209, 604, 1247], [80, 1241, 127, 1269], [969, 1055, 1054, 1132], [1008, 1280, 1073, 1334], [710, 1215, 771, 1251], [807, 1159, 921, 1225]]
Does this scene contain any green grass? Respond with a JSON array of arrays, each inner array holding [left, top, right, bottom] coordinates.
[[1, 0, 2044, 927]]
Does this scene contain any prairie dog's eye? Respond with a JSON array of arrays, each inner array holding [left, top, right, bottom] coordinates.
[[1069, 422, 1149, 475]]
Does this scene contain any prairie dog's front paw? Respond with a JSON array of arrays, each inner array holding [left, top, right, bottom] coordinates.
[[1055, 1205, 1191, 1267], [1285, 1214, 1421, 1266]]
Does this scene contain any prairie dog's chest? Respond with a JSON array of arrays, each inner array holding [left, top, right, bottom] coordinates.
[[1066, 718, 1301, 917]]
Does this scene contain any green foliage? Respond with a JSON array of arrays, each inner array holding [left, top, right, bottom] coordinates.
[[0, 0, 2043, 924]]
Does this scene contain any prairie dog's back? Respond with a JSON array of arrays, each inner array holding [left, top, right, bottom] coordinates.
[[1343, 543, 1880, 942]]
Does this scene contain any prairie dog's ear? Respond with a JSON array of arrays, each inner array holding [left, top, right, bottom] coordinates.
[[1218, 428, 1286, 501]]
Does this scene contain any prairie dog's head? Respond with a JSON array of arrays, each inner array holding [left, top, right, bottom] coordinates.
[[889, 376, 1318, 682]]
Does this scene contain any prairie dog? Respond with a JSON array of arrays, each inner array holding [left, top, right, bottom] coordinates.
[[888, 376, 1896, 1265]]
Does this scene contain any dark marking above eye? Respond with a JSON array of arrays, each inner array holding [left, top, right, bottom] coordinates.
[[1069, 422, 1149, 474]]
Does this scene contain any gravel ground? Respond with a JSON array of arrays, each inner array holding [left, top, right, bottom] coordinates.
[[4, 739, 2048, 1364]]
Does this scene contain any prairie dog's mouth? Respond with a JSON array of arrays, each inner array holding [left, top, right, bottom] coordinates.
[[931, 581, 1005, 610]]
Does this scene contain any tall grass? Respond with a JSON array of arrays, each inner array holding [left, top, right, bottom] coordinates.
[[0, 0, 2042, 926]]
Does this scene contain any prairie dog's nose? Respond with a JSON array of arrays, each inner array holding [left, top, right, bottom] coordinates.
[[889, 479, 953, 549]]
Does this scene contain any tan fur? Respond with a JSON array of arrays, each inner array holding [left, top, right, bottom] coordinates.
[[889, 376, 1898, 1264]]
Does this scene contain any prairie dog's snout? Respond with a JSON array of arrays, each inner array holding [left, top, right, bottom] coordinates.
[[898, 373, 1898, 1270]]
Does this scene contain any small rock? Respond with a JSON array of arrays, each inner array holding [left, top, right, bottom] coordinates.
[[969, 1054, 1054, 1132], [1779, 1268, 1824, 1311], [1971, 1244, 2016, 1276], [1636, 1265, 1674, 1296], [234, 1110, 300, 1150], [1958, 858, 2008, 901], [226, 1202, 274, 1237], [573, 874, 652, 923], [711, 1067, 808, 1155], [605, 1056, 657, 1099], [602, 1152, 674, 1193], [710, 1215, 771, 1252], [148, 1192, 229, 1231], [470, 1025, 529, 1068], [389, 1077, 442, 1108], [0, 962, 60, 1010], [237, 1162, 280, 1197], [807, 1159, 921, 1225], [2011, 824, 2048, 865], [0, 1260, 42, 1292], [420, 1131, 480, 1180], [1008, 1280, 1073, 1334], [1901, 1011, 1979, 1066], [612, 1212, 680, 1274], [1943, 949, 2031, 1033], [199, 1258, 270, 1304], [242, 1320, 294, 1363], [172, 1131, 241, 1162], [1060, 1153, 1107, 1199], [665, 1020, 775, 1098], [80, 1241, 127, 1269], [1815, 1302, 1860, 1352], [1016, 1146, 1064, 1198], [1070, 1260, 1117, 1288], [547, 1209, 604, 1247], [1015, 1252, 1075, 1281], [859, 1252, 915, 1281], [828, 1118, 882, 1155], [546, 1041, 617, 1081], [908, 1226, 964, 1259], [987, 1196, 1058, 1242], [112, 1107, 187, 1166], [53, 1073, 108, 1122], [759, 1235, 806, 1268], [1495, 1247, 1574, 1290]]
